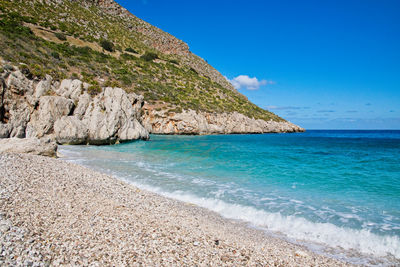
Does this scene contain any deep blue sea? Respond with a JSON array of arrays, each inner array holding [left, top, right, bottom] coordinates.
[[60, 130, 400, 264]]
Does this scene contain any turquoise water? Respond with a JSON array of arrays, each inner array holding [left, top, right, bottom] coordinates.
[[60, 130, 400, 263]]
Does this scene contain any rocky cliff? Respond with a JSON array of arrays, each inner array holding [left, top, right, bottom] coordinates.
[[0, 63, 148, 145], [142, 107, 303, 135]]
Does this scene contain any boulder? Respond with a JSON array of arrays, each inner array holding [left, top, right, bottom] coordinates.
[[83, 87, 149, 144], [74, 93, 91, 119], [0, 138, 57, 157], [5, 70, 33, 96], [34, 74, 53, 100], [54, 116, 88, 145], [57, 79, 84, 102], [27, 96, 74, 138], [0, 64, 150, 144]]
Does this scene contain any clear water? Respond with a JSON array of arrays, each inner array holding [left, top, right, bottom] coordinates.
[[59, 130, 400, 264]]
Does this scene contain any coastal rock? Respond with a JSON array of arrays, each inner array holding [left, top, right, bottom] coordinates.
[[0, 123, 10, 138], [142, 108, 304, 135], [34, 74, 53, 100], [83, 87, 149, 144], [74, 93, 91, 119], [0, 66, 149, 145], [0, 138, 57, 157], [54, 116, 88, 145], [57, 79, 84, 101], [5, 70, 33, 96], [27, 96, 74, 138]]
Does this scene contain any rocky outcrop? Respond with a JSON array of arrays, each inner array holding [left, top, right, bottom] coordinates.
[[0, 64, 149, 145], [0, 138, 57, 157], [142, 109, 304, 135], [0, 62, 303, 151]]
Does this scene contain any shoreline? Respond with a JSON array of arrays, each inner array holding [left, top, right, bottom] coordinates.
[[0, 152, 352, 266]]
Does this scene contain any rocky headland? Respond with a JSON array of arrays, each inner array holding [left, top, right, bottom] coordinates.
[[0, 62, 303, 155], [0, 0, 304, 155], [143, 106, 303, 135]]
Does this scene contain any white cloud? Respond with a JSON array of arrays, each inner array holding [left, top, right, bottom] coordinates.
[[228, 75, 274, 90]]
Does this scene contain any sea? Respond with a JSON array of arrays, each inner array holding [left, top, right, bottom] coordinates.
[[59, 130, 400, 265]]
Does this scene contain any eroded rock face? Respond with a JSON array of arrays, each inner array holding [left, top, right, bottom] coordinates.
[[142, 109, 304, 135], [54, 116, 88, 145], [27, 96, 75, 138], [82, 87, 149, 144], [0, 137, 57, 157], [0, 65, 149, 145]]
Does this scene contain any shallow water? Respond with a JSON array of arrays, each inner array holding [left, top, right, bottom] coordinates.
[[59, 130, 400, 265]]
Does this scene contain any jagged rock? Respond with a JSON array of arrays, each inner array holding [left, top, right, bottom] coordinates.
[[1, 70, 34, 139], [83, 87, 149, 144], [54, 116, 88, 145], [34, 74, 53, 100], [0, 138, 57, 157], [142, 109, 304, 135], [74, 93, 91, 120], [128, 93, 145, 118], [2, 91, 32, 138], [57, 79, 83, 101], [27, 96, 74, 138], [1, 66, 149, 145], [0, 123, 10, 138], [5, 70, 33, 96]]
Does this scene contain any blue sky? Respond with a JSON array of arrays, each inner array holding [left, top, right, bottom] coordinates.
[[116, 0, 400, 129]]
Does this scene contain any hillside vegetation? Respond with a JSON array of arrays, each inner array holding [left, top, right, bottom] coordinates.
[[0, 0, 283, 122]]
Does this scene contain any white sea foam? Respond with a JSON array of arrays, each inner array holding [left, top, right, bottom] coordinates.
[[117, 176, 400, 260], [58, 146, 400, 261]]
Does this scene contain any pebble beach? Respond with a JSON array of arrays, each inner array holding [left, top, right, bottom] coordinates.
[[0, 153, 351, 266]]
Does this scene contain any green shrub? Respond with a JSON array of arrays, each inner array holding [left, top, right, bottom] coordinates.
[[113, 67, 131, 75], [169, 59, 179, 65], [88, 84, 102, 96], [39, 21, 51, 28], [54, 32, 67, 41], [50, 51, 60, 59], [58, 22, 68, 32], [125, 47, 137, 53], [141, 51, 158, 62], [100, 39, 114, 52], [120, 53, 136, 61], [104, 79, 121, 88], [0, 14, 33, 37], [70, 73, 79, 79], [21, 16, 38, 24], [115, 45, 122, 52], [74, 46, 92, 58], [29, 64, 45, 79], [120, 75, 132, 86]]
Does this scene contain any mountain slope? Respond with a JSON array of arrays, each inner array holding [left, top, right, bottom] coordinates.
[[0, 0, 303, 134]]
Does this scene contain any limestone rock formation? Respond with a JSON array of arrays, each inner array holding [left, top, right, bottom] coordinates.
[[0, 65, 149, 145], [0, 61, 303, 153], [0, 137, 57, 157], [142, 109, 304, 135], [82, 87, 149, 144], [54, 116, 88, 145]]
